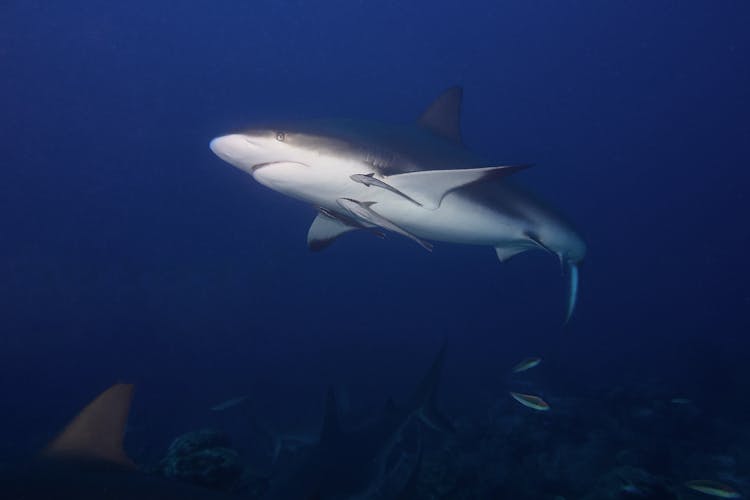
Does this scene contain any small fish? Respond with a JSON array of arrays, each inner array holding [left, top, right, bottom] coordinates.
[[337, 198, 434, 251], [512, 357, 542, 373], [685, 480, 741, 498], [350, 173, 423, 206], [210, 395, 248, 411], [509, 392, 550, 411], [670, 397, 692, 404]]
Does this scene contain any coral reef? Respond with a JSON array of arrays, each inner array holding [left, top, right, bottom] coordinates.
[[154, 429, 244, 491], [141, 389, 748, 499]]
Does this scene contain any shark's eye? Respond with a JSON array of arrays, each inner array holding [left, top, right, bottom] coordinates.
[[276, 132, 286, 142]]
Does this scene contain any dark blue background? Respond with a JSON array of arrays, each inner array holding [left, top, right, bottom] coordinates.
[[1, 1, 748, 457]]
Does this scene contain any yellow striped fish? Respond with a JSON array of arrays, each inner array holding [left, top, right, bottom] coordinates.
[[685, 480, 741, 498], [510, 392, 550, 411], [512, 357, 542, 373]]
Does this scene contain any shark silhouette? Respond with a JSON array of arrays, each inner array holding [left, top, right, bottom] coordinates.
[[267, 346, 451, 499]]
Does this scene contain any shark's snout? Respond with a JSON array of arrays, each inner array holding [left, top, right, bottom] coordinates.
[[208, 136, 222, 155], [210, 134, 245, 163], [211, 133, 288, 175]]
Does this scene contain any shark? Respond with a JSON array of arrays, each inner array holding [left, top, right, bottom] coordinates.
[[267, 346, 452, 499], [210, 86, 586, 321], [0, 384, 237, 499]]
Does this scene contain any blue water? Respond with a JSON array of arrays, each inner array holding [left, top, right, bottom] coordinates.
[[2, 1, 749, 497]]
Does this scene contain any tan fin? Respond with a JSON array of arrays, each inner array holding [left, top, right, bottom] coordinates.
[[42, 383, 135, 468]]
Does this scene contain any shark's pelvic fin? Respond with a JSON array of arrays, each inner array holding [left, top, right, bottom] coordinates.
[[418, 86, 463, 143], [388, 164, 530, 210], [350, 173, 423, 206], [307, 211, 361, 251], [565, 262, 579, 324], [319, 386, 342, 446], [494, 245, 527, 263], [42, 384, 135, 468]]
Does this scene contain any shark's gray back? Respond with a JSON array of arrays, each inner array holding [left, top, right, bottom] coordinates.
[[290, 118, 482, 175]]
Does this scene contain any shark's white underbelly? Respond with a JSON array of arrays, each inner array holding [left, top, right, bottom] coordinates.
[[252, 160, 525, 247], [374, 193, 520, 246]]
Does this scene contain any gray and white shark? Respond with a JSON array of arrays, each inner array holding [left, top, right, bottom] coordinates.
[[210, 87, 586, 320], [267, 346, 452, 499]]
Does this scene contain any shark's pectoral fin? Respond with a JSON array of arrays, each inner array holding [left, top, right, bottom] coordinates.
[[388, 164, 530, 209], [42, 384, 135, 468], [307, 211, 361, 251], [350, 173, 423, 207]]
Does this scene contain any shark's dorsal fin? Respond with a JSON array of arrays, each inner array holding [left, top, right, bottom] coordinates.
[[42, 384, 135, 468], [388, 164, 530, 210], [319, 386, 341, 445], [409, 345, 455, 434], [418, 86, 463, 143]]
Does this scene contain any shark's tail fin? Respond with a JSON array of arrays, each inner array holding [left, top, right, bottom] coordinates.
[[408, 345, 454, 434], [565, 262, 579, 324], [42, 384, 135, 468]]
